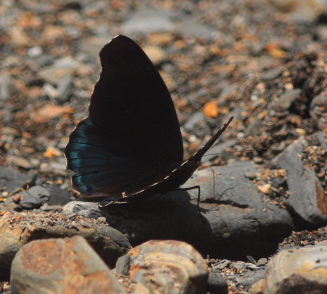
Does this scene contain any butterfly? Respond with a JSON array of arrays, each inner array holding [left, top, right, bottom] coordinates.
[[65, 35, 233, 208]]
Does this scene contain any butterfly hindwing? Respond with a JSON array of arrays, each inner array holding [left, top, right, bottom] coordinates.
[[65, 118, 160, 197]]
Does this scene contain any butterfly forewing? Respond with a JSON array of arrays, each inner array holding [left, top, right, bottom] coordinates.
[[89, 35, 183, 165]]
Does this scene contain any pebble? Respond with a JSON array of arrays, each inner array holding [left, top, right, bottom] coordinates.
[[143, 45, 165, 65], [261, 66, 283, 80], [121, 8, 174, 34], [1, 0, 327, 293], [274, 88, 302, 111], [176, 19, 220, 40], [57, 74, 74, 102], [207, 269, 228, 294], [7, 156, 32, 169], [38, 57, 79, 85], [310, 94, 327, 130]]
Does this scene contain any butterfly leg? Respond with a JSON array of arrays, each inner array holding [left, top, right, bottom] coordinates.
[[176, 185, 206, 223]]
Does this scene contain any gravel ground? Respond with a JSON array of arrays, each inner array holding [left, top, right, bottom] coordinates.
[[1, 0, 327, 293]]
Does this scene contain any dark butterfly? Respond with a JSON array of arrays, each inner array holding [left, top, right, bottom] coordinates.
[[65, 35, 233, 208]]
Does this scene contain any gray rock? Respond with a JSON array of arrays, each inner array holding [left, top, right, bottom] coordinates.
[[18, 185, 50, 209], [80, 36, 110, 56], [121, 8, 174, 34], [57, 74, 74, 102], [0, 166, 29, 193], [261, 66, 283, 80], [207, 269, 228, 294], [176, 19, 220, 40], [39, 56, 79, 85], [274, 89, 301, 111], [0, 73, 11, 101], [45, 184, 71, 206], [271, 137, 327, 228], [310, 94, 327, 130]]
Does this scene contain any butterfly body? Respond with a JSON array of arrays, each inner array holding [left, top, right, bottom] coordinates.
[[65, 35, 233, 207]]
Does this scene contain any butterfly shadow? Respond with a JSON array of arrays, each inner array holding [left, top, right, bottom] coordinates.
[[98, 189, 214, 249]]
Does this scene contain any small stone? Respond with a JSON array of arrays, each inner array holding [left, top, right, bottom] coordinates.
[[261, 66, 283, 80], [310, 94, 327, 130], [32, 104, 74, 123], [122, 8, 174, 34], [18, 185, 50, 209], [176, 19, 219, 40], [116, 254, 131, 275], [257, 184, 271, 194], [204, 101, 219, 118], [38, 56, 79, 85], [244, 172, 257, 180], [7, 156, 31, 169], [43, 146, 62, 158], [274, 89, 301, 111], [207, 269, 228, 294], [57, 74, 74, 102], [253, 157, 264, 164], [27, 46, 43, 57], [143, 45, 165, 65]]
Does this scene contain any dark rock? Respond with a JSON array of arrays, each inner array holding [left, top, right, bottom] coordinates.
[[64, 161, 294, 260], [271, 137, 327, 228], [45, 184, 71, 206], [10, 236, 127, 294], [17, 185, 50, 209], [0, 167, 29, 194], [238, 268, 266, 291], [207, 269, 228, 294]]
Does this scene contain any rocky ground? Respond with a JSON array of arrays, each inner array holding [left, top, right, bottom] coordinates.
[[0, 0, 327, 293]]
